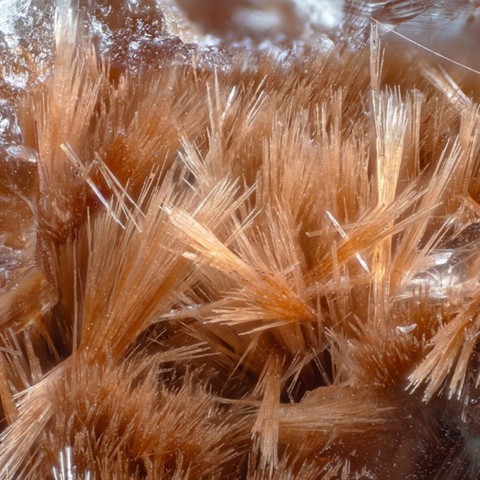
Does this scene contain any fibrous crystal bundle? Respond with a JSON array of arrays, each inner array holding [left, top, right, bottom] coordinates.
[[1, 1, 480, 478]]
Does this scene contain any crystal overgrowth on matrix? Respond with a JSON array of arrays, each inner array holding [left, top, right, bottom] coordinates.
[[1, 1, 480, 479]]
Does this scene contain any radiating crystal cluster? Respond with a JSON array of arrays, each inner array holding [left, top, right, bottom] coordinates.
[[1, 1, 480, 479]]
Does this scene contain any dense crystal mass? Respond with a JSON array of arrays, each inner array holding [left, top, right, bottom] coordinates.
[[1, 1, 480, 479]]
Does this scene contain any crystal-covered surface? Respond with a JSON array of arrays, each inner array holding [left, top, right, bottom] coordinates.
[[2, 2, 480, 479], [0, 0, 479, 335]]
